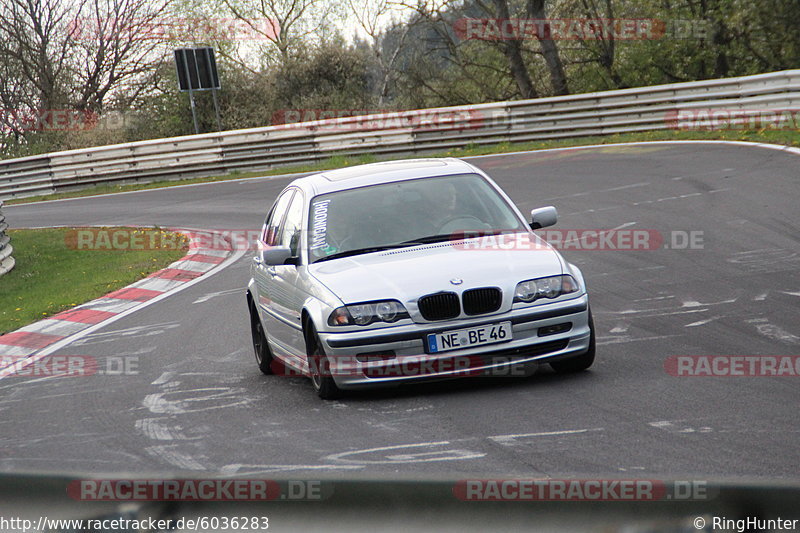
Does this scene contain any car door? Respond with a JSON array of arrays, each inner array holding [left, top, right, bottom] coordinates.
[[263, 189, 306, 356], [253, 189, 294, 345]]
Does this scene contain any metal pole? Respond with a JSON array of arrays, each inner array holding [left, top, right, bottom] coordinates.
[[179, 49, 201, 135], [188, 89, 200, 134], [211, 88, 222, 131]]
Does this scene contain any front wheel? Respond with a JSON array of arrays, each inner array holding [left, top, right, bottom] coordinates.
[[250, 303, 276, 374], [306, 324, 342, 400], [550, 309, 596, 373]]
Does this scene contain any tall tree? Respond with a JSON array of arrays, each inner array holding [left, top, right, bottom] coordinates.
[[346, 0, 411, 105], [222, 0, 342, 64], [70, 0, 173, 112], [528, 0, 568, 95], [0, 0, 172, 141], [0, 0, 78, 115], [490, 0, 537, 98]]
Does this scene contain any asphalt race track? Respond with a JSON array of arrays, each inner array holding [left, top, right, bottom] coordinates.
[[2, 142, 799, 480]]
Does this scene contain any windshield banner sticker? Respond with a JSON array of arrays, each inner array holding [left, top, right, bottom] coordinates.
[[310, 200, 331, 250]]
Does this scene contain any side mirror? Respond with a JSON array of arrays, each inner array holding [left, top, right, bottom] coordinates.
[[530, 206, 558, 230], [258, 246, 297, 266]]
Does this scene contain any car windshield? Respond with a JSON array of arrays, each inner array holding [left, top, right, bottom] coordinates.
[[308, 173, 526, 262]]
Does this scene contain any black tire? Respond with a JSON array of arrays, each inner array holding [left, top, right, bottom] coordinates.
[[306, 323, 342, 400], [550, 309, 596, 373], [250, 302, 276, 375]]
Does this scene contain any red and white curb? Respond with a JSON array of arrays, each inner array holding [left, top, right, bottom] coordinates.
[[0, 228, 246, 379]]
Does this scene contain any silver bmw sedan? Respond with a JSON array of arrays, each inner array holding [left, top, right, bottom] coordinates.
[[246, 158, 594, 399]]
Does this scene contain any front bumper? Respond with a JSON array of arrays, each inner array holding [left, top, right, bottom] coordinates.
[[317, 295, 591, 389]]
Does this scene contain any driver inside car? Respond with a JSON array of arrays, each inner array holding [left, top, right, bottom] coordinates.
[[430, 180, 492, 234]]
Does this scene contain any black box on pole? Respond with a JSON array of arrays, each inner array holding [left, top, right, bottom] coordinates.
[[174, 47, 221, 91]]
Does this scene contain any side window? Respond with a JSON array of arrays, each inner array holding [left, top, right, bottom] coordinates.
[[279, 191, 304, 257], [263, 190, 294, 246]]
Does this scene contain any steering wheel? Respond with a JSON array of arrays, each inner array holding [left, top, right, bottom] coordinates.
[[436, 215, 490, 234]]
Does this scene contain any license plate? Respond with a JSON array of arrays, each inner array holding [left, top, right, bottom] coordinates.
[[427, 321, 512, 353]]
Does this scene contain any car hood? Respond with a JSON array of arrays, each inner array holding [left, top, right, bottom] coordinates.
[[307, 235, 564, 305]]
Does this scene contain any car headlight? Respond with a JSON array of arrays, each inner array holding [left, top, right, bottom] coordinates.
[[328, 300, 410, 326], [514, 275, 579, 303]]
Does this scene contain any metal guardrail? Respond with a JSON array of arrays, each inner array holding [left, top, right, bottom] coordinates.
[[0, 201, 14, 276], [1, 69, 799, 200]]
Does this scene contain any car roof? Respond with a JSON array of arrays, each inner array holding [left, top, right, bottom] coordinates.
[[289, 158, 480, 197]]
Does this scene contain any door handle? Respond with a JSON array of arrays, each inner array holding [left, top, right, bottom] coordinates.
[[266, 266, 277, 276]]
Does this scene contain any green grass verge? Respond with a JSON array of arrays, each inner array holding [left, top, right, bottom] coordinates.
[[0, 227, 187, 334], [5, 128, 799, 206]]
